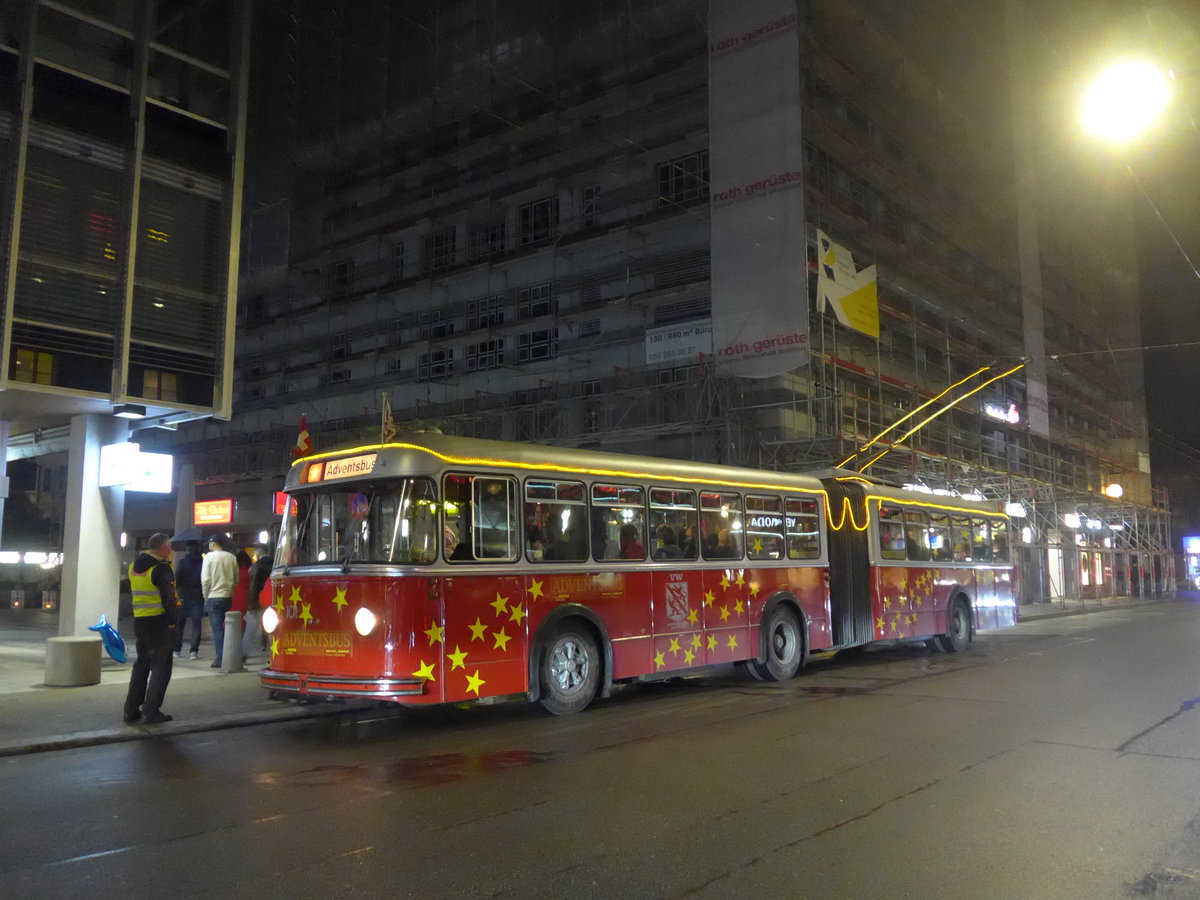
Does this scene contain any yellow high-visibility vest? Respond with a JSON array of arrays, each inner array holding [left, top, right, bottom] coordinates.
[[129, 559, 169, 618]]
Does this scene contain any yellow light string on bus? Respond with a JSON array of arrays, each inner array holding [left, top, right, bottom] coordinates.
[[858, 363, 1026, 474], [835, 365, 991, 468]]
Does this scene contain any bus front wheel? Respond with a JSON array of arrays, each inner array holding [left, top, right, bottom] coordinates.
[[539, 625, 600, 715], [937, 598, 972, 653], [752, 605, 803, 681]]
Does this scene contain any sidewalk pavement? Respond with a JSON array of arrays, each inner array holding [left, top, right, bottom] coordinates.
[[0, 594, 1172, 758], [0, 608, 379, 759]]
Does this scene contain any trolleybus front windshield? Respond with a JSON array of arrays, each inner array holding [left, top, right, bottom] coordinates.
[[279, 477, 439, 566]]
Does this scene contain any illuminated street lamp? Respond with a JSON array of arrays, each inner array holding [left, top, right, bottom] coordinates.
[[1080, 60, 1172, 143]]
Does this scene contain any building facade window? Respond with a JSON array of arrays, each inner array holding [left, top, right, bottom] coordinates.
[[391, 242, 405, 281], [326, 257, 354, 301], [330, 332, 351, 360], [142, 369, 178, 401], [516, 328, 558, 363], [388, 318, 404, 347], [466, 339, 504, 371], [419, 307, 454, 339], [422, 226, 457, 274], [12, 349, 55, 385], [467, 295, 505, 330], [656, 149, 709, 207], [418, 348, 455, 380], [468, 222, 507, 262], [582, 184, 600, 227], [518, 196, 559, 246], [518, 282, 556, 319]]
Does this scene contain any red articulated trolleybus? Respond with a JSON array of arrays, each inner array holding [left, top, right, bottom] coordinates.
[[259, 433, 1016, 714]]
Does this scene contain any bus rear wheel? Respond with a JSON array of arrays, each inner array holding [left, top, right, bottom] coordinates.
[[752, 605, 803, 682], [937, 598, 972, 653], [539, 625, 600, 715]]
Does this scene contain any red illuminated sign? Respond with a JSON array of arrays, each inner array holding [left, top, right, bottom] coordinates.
[[274, 492, 289, 516], [194, 499, 234, 525]]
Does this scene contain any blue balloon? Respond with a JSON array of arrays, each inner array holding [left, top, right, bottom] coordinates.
[[88, 614, 127, 663]]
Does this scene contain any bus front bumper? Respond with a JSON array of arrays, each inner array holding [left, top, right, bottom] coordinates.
[[260, 668, 425, 700]]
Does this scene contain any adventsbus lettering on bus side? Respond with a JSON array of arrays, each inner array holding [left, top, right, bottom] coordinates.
[[259, 433, 1015, 715]]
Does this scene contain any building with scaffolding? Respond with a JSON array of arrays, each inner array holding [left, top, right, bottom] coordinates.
[[142, 0, 1171, 604]]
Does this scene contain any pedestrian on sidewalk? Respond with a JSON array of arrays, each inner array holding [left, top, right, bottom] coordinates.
[[246, 543, 273, 656], [173, 541, 205, 659], [201, 535, 237, 668], [123, 532, 180, 726]]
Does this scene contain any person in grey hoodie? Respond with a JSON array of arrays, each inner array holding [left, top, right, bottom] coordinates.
[[200, 535, 238, 668]]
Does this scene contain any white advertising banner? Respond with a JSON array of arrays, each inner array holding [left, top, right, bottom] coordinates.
[[645, 320, 714, 366], [708, 0, 808, 377]]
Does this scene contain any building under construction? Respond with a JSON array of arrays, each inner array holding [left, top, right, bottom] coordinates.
[[148, 0, 1172, 603]]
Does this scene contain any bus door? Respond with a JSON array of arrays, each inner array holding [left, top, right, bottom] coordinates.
[[441, 473, 526, 701], [822, 480, 873, 647]]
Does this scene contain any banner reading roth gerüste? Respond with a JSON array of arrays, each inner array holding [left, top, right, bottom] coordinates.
[[708, 0, 808, 378]]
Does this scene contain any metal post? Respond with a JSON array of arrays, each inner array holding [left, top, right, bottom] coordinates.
[[221, 610, 244, 673]]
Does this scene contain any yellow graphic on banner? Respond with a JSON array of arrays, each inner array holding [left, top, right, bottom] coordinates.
[[817, 229, 879, 339]]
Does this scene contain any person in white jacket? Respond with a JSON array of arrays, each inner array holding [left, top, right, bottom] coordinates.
[[200, 535, 238, 668]]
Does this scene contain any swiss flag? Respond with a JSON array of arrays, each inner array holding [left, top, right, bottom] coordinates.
[[294, 413, 312, 459]]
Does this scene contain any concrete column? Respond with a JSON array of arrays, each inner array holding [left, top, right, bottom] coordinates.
[[58, 414, 128, 637], [0, 419, 9, 548], [174, 462, 195, 539]]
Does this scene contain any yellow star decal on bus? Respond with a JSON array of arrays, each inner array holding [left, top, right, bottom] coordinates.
[[447, 645, 468, 670], [719, 574, 731, 590], [683, 648, 696, 665], [704, 589, 716, 606], [748, 582, 760, 598], [734, 599, 745, 615], [735, 570, 745, 586], [490, 594, 509, 617], [883, 596, 892, 610], [876, 616, 886, 631], [289, 585, 303, 605], [413, 660, 436, 682], [424, 621, 445, 645], [752, 538, 763, 553], [527, 579, 544, 601], [668, 636, 681, 656], [508, 604, 526, 625], [299, 602, 313, 627], [468, 617, 488, 642], [271, 637, 280, 657], [691, 633, 702, 649], [707, 635, 718, 650], [727, 634, 739, 650], [331, 586, 349, 612], [492, 627, 511, 651], [273, 593, 285, 615], [687, 607, 698, 624], [465, 670, 485, 695], [719, 604, 731, 622], [653, 650, 666, 669]]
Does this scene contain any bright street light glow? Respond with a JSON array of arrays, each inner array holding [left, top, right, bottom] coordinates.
[[1080, 60, 1171, 142]]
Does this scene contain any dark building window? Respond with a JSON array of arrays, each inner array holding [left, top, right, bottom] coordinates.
[[518, 283, 556, 319], [466, 339, 504, 371], [422, 226, 456, 274], [657, 150, 709, 207], [519, 196, 559, 246], [468, 222, 507, 262], [467, 295, 504, 330], [419, 307, 454, 339], [517, 328, 558, 363], [418, 348, 454, 380]]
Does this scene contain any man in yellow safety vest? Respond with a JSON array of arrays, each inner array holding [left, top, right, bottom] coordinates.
[[122, 532, 180, 725]]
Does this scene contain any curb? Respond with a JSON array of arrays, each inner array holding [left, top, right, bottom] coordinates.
[[0, 698, 388, 759]]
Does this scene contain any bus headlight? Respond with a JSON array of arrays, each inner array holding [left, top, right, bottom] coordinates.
[[354, 607, 378, 636], [262, 606, 279, 634]]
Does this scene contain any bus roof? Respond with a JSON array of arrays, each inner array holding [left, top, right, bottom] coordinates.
[[286, 432, 828, 495]]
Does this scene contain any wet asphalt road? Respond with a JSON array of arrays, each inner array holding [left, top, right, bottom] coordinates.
[[4, 600, 1200, 899]]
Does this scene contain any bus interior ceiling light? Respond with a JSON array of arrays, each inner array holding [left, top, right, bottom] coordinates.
[[113, 404, 147, 419]]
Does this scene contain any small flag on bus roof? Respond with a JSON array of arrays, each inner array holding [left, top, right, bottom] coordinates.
[[382, 393, 397, 443], [294, 413, 312, 459]]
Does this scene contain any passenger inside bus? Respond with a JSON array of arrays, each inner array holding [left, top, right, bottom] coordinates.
[[618, 523, 645, 560], [654, 524, 683, 560]]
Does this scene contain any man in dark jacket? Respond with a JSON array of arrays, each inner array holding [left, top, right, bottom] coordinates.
[[123, 532, 180, 725], [246, 544, 274, 653], [173, 541, 205, 659]]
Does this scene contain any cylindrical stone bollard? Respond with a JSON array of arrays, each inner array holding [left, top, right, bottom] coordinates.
[[221, 610, 245, 673], [45, 635, 103, 686]]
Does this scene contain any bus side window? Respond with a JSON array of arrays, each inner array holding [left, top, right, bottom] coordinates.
[[904, 509, 931, 561], [878, 504, 906, 560], [991, 519, 1009, 563], [525, 479, 588, 562], [972, 518, 993, 562], [951, 516, 972, 561], [592, 484, 646, 561], [701, 491, 744, 560], [649, 487, 698, 560], [929, 513, 952, 562], [746, 495, 784, 560], [785, 497, 821, 559], [474, 476, 518, 560]]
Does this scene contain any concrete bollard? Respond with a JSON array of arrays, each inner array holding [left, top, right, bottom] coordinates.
[[45, 635, 103, 686], [221, 610, 244, 673]]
